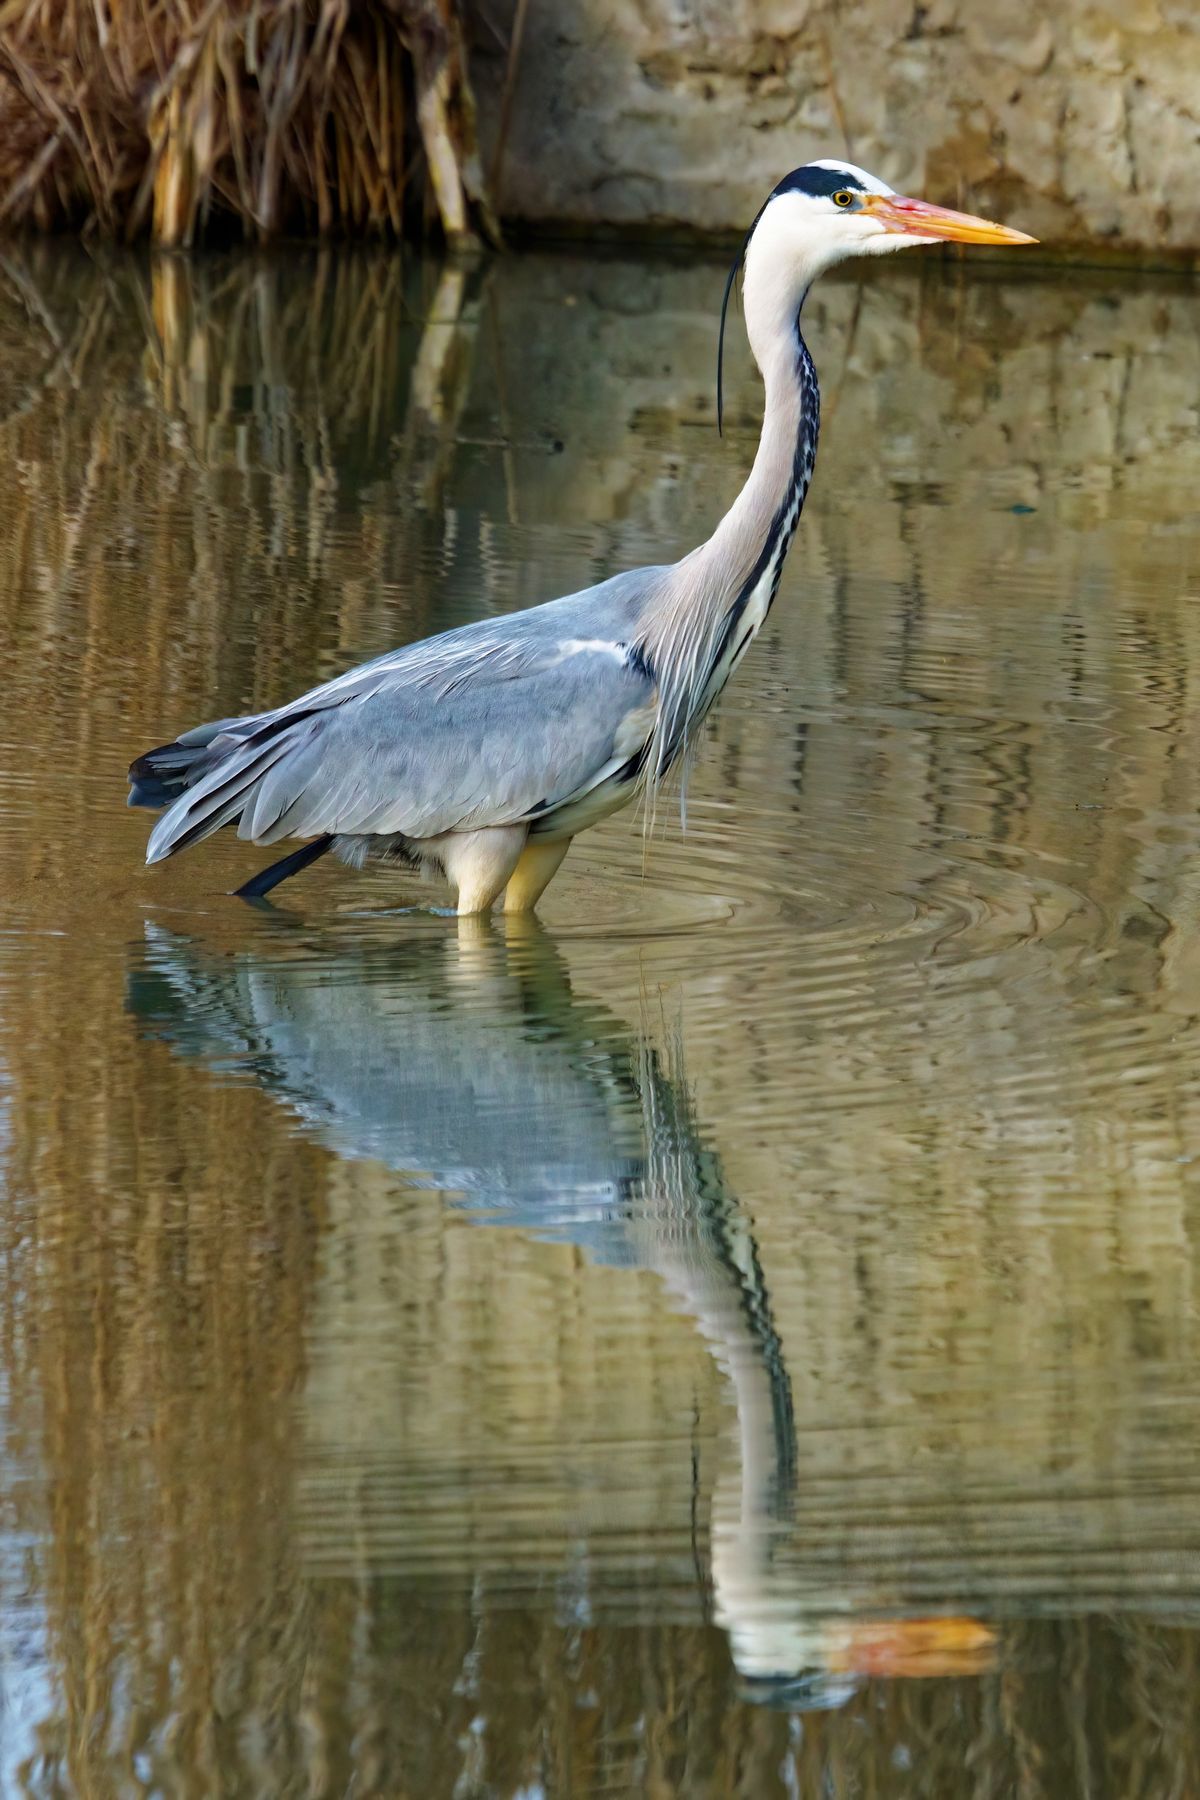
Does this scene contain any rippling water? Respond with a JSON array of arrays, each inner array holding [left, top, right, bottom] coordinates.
[[0, 242, 1199, 1796]]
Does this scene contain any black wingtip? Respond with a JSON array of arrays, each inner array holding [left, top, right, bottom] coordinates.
[[128, 738, 208, 810]]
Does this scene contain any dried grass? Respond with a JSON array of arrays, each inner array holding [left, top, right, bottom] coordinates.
[[0, 0, 498, 245]]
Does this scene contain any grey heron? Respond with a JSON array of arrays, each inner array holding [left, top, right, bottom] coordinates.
[[129, 161, 1035, 913]]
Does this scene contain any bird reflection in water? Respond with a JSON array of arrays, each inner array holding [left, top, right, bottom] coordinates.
[[129, 915, 994, 1705]]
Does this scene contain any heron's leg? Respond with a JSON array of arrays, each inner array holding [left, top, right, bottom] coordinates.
[[439, 826, 528, 916], [503, 837, 571, 914]]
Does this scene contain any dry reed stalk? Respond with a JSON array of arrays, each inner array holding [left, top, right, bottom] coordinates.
[[0, 0, 496, 245]]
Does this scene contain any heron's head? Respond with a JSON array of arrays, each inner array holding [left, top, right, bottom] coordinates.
[[751, 159, 1035, 279], [719, 158, 1035, 424]]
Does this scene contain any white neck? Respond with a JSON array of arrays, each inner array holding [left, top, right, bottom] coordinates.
[[704, 278, 818, 586]]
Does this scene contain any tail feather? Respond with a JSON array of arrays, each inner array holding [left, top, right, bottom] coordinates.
[[134, 704, 335, 871], [145, 736, 295, 863]]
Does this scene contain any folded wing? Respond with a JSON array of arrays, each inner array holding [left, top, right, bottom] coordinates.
[[143, 607, 658, 864]]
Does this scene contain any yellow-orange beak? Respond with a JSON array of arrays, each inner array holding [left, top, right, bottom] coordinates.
[[861, 192, 1037, 246]]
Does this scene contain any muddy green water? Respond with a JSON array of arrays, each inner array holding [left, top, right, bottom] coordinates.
[[0, 242, 1199, 1796]]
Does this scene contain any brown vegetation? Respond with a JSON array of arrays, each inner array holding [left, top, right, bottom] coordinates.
[[0, 0, 499, 245]]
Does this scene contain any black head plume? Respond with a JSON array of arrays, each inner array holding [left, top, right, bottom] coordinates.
[[717, 202, 767, 438], [716, 253, 740, 439]]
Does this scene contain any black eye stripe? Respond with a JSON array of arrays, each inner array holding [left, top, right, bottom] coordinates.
[[772, 165, 866, 200]]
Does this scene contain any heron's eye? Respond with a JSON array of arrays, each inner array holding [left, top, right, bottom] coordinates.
[[832, 190, 855, 209]]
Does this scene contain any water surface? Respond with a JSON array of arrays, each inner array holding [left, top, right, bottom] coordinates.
[[0, 242, 1198, 1795]]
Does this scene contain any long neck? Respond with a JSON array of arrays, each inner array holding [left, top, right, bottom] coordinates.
[[638, 292, 820, 781], [703, 307, 820, 606]]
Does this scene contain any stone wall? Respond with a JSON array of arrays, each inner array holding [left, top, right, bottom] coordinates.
[[474, 0, 1200, 256]]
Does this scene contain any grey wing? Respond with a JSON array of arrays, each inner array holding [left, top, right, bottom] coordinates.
[[243, 644, 653, 844], [144, 584, 660, 862]]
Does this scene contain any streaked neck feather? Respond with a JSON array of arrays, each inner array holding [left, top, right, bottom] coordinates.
[[636, 279, 820, 790]]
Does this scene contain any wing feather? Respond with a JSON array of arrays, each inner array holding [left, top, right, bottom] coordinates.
[[145, 571, 665, 865]]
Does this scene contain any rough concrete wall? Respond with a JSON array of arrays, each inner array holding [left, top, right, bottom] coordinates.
[[475, 0, 1200, 255]]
